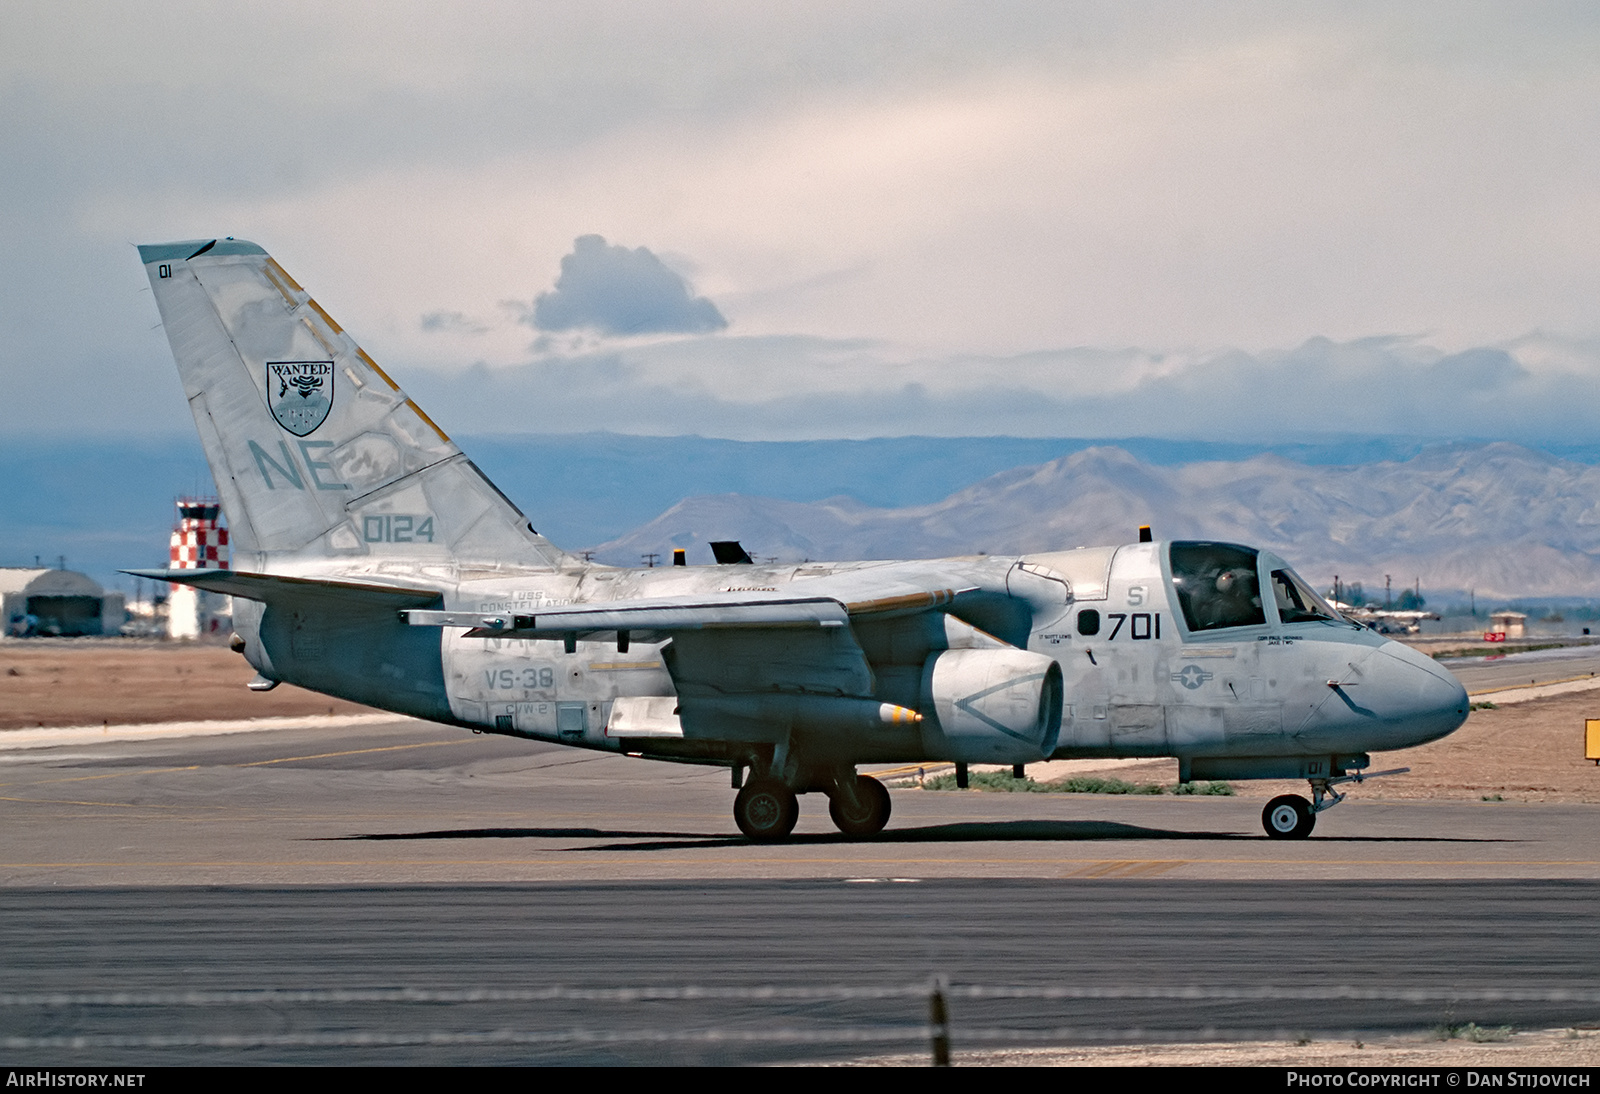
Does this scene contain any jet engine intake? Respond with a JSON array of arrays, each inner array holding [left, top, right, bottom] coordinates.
[[920, 648, 1063, 764]]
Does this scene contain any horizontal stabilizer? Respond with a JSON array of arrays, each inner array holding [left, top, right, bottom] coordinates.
[[123, 568, 441, 607]]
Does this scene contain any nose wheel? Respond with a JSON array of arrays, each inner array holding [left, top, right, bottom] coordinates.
[[1262, 795, 1315, 839]]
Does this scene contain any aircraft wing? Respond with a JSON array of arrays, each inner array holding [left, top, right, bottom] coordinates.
[[406, 574, 979, 703], [401, 584, 967, 636]]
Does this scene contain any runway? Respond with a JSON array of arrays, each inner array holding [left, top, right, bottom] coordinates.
[[3, 717, 1600, 885], [1447, 643, 1600, 695], [2, 718, 1598, 1064], [2, 881, 1599, 1065]]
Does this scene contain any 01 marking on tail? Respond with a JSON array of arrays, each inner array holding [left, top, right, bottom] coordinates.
[[128, 239, 1469, 841]]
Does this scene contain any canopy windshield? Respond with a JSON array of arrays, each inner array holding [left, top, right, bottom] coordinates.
[[1269, 566, 1342, 624], [1169, 542, 1265, 631]]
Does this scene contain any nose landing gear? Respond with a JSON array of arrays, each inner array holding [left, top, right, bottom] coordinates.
[[1260, 766, 1411, 839]]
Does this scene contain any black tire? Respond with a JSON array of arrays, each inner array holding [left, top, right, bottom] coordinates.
[[1262, 794, 1316, 839], [734, 778, 800, 841], [828, 775, 892, 838]]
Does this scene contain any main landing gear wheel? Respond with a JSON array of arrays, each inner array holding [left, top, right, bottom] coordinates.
[[1262, 794, 1316, 840], [734, 778, 800, 842], [828, 775, 892, 838]]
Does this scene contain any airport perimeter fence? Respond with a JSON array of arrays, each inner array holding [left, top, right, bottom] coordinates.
[[3, 983, 1600, 1065]]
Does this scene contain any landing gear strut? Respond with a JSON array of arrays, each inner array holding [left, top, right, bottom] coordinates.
[[828, 774, 892, 838], [1260, 766, 1410, 839], [734, 778, 799, 841]]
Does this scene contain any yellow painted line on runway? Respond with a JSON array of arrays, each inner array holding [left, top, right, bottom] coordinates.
[[0, 796, 164, 810], [0, 739, 464, 790], [868, 762, 955, 778], [1072, 859, 1136, 877], [1067, 860, 1189, 878], [230, 739, 464, 767], [0, 741, 465, 804], [0, 765, 201, 789]]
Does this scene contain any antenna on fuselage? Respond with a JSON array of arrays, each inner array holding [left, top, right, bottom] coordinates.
[[1138, 525, 1153, 543]]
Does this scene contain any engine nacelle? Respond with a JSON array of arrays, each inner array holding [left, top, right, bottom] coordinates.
[[920, 648, 1063, 764]]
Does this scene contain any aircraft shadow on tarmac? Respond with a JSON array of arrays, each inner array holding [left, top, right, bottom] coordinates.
[[325, 820, 1519, 851]]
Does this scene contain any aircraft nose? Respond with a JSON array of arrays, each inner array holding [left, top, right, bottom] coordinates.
[[1366, 640, 1470, 748]]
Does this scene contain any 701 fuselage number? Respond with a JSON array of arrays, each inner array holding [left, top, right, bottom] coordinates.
[[1107, 612, 1161, 640]]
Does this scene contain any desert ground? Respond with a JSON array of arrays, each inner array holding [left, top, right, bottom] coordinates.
[[0, 637, 372, 728]]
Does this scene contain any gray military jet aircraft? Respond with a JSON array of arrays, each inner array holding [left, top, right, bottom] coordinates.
[[130, 239, 1469, 841]]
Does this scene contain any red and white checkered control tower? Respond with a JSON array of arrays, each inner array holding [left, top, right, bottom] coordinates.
[[167, 498, 230, 638], [169, 499, 230, 572]]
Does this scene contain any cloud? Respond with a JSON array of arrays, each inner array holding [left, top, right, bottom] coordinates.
[[530, 235, 728, 336], [1426, 348, 1527, 391], [14, 6, 1600, 441], [393, 332, 1600, 444], [419, 310, 491, 334]]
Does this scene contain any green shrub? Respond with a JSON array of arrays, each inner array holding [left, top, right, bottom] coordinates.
[[1172, 780, 1235, 796]]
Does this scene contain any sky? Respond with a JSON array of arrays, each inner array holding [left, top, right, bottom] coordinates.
[[5, 2, 1600, 442]]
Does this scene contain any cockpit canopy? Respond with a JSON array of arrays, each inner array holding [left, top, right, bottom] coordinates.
[[1168, 541, 1341, 632]]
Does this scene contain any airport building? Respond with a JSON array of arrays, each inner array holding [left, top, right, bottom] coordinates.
[[1489, 610, 1528, 639], [1, 567, 126, 638]]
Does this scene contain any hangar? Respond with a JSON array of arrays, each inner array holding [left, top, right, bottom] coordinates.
[[1, 568, 126, 638]]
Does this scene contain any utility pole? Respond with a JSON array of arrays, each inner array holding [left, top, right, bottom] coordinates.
[[641, 552, 659, 568], [1385, 575, 1392, 608]]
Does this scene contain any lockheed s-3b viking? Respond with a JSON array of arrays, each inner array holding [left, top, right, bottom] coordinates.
[[130, 239, 1470, 841]]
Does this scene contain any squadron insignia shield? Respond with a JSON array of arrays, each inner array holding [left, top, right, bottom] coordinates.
[[266, 360, 334, 436]]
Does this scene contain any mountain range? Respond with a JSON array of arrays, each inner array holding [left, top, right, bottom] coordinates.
[[7, 434, 1600, 600], [592, 442, 1600, 600]]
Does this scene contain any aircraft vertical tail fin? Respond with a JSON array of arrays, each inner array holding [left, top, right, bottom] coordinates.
[[137, 239, 571, 574]]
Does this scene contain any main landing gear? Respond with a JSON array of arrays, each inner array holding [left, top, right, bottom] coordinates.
[[734, 778, 801, 841], [1260, 766, 1410, 839], [731, 770, 892, 842], [828, 774, 892, 838]]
